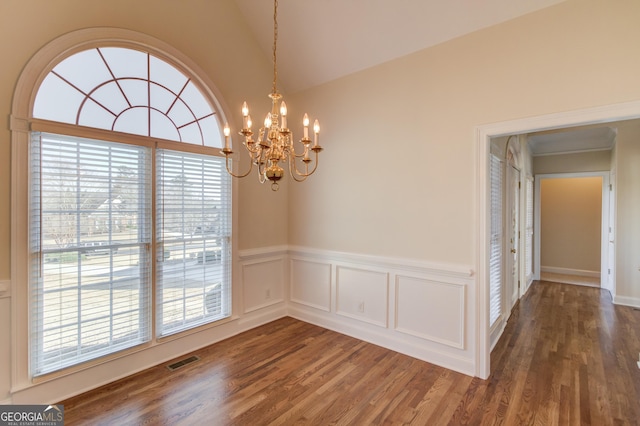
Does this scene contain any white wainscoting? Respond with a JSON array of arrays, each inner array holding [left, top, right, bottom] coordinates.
[[336, 266, 389, 327], [239, 246, 288, 314], [289, 259, 332, 312], [287, 246, 476, 376], [395, 275, 465, 349]]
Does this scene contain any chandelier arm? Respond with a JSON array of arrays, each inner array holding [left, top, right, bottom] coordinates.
[[288, 165, 309, 182], [291, 149, 309, 159], [256, 151, 268, 184], [223, 153, 254, 178], [288, 150, 320, 180], [289, 141, 310, 159], [244, 141, 262, 155]]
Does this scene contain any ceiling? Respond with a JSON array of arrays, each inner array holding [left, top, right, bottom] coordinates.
[[234, 0, 567, 93], [527, 126, 617, 156]]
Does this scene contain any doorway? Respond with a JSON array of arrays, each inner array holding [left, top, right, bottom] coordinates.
[[475, 100, 640, 380], [534, 172, 612, 291]]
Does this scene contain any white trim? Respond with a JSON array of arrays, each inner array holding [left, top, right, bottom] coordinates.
[[475, 100, 640, 379], [238, 245, 289, 261], [288, 304, 475, 376], [288, 245, 474, 279], [613, 295, 640, 309]]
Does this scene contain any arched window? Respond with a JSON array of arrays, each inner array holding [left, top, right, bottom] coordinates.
[[18, 39, 232, 376], [34, 47, 222, 147]]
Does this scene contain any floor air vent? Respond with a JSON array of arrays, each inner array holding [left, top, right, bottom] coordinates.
[[166, 355, 200, 371]]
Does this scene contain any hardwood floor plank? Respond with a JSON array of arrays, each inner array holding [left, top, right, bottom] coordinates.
[[59, 282, 640, 425]]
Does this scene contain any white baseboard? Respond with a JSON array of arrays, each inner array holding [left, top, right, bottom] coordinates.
[[613, 295, 640, 309], [288, 306, 475, 376], [541, 266, 600, 278], [286, 245, 476, 377]]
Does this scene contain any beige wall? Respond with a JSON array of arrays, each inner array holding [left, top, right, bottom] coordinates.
[[288, 0, 640, 266], [540, 177, 602, 273]]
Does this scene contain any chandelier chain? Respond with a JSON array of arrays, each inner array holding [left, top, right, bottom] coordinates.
[[272, 0, 278, 95], [221, 0, 322, 191]]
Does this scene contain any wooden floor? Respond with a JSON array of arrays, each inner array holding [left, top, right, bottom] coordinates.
[[61, 281, 640, 425]]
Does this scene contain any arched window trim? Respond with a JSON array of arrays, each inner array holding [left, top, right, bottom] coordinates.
[[13, 28, 232, 130], [10, 28, 238, 388]]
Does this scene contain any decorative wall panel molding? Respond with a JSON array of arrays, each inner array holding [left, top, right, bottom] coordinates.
[[286, 245, 476, 376], [289, 258, 332, 312], [336, 266, 389, 327], [394, 275, 465, 349], [241, 257, 285, 314]]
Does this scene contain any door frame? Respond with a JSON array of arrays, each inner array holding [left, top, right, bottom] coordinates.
[[533, 172, 611, 290], [506, 163, 521, 311], [475, 99, 640, 379]]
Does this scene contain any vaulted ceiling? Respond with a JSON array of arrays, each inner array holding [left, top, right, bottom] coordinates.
[[234, 0, 567, 93], [235, 0, 620, 154]]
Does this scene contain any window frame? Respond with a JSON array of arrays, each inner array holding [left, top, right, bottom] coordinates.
[[11, 28, 238, 386]]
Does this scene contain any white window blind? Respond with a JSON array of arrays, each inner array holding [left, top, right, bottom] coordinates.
[[489, 154, 504, 327], [525, 177, 534, 279], [156, 150, 231, 337], [30, 132, 152, 376]]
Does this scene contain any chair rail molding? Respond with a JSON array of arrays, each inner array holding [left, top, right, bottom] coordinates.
[[0, 280, 10, 299]]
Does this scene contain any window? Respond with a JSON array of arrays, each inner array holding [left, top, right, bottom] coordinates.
[[156, 150, 231, 337], [29, 47, 231, 376]]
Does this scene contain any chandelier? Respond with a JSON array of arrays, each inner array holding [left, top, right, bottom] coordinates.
[[221, 0, 322, 191]]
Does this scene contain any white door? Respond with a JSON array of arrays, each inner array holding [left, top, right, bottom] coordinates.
[[506, 165, 520, 310]]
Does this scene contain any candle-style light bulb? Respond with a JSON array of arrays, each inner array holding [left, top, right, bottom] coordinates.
[[313, 119, 320, 147], [242, 102, 249, 129], [280, 101, 287, 129], [223, 122, 231, 149], [247, 114, 252, 129], [263, 113, 272, 142], [303, 113, 310, 139]]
